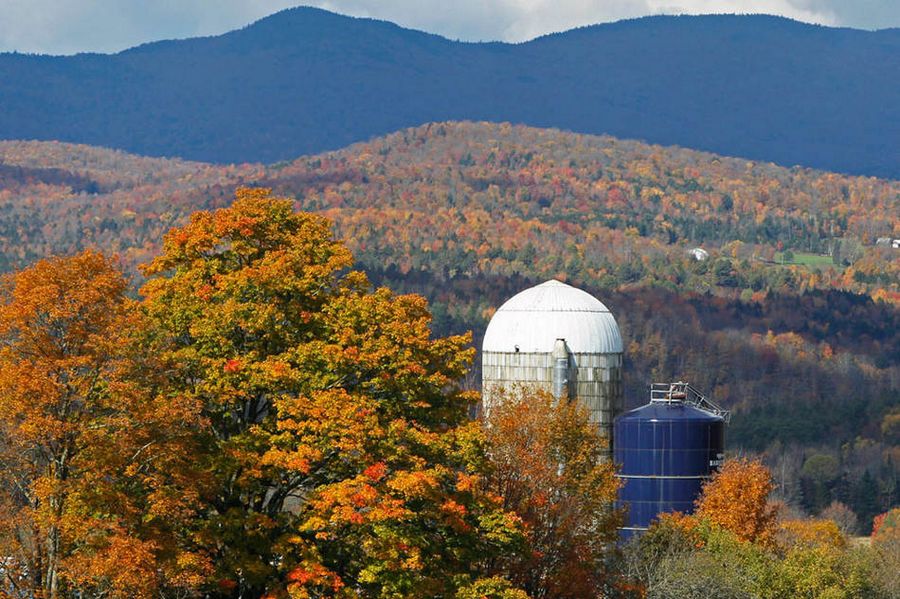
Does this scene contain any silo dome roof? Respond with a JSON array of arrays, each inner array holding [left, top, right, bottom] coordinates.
[[482, 280, 623, 354]]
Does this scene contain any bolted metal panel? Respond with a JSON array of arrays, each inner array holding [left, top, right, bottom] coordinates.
[[614, 400, 725, 540]]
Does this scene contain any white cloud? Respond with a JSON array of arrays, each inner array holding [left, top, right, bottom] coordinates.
[[299, 0, 844, 41], [646, 0, 837, 27], [0, 0, 893, 55], [303, 0, 652, 42], [0, 0, 301, 54], [799, 0, 900, 30]]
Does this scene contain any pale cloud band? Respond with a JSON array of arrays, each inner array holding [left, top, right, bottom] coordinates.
[[0, 0, 896, 55], [312, 0, 840, 43]]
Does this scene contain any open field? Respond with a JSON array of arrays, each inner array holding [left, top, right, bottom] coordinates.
[[774, 252, 841, 270]]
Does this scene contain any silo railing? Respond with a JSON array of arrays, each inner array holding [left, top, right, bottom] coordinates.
[[649, 381, 731, 423]]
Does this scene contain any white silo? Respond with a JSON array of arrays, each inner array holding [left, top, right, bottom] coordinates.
[[482, 279, 624, 448]]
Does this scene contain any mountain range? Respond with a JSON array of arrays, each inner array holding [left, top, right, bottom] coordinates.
[[1, 8, 898, 177]]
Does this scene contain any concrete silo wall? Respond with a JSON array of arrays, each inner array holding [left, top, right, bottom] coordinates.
[[482, 350, 623, 450], [572, 352, 624, 440]]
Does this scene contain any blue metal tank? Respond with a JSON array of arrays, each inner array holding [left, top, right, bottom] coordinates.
[[615, 382, 727, 540]]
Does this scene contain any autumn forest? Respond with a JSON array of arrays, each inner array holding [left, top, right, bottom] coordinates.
[[0, 121, 897, 598]]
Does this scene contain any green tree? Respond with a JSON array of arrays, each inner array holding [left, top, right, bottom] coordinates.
[[869, 511, 900, 597], [140, 188, 524, 598], [854, 471, 881, 532], [801, 454, 839, 513], [456, 577, 530, 599]]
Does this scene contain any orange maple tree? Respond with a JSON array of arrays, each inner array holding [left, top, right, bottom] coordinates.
[[140, 188, 525, 598], [694, 457, 779, 547], [0, 250, 207, 598], [483, 388, 622, 598]]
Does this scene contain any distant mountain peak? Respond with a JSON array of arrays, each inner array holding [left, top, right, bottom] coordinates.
[[0, 11, 896, 177]]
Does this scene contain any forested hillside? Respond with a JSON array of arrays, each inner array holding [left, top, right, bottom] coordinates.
[[0, 122, 897, 526], [1, 8, 899, 176]]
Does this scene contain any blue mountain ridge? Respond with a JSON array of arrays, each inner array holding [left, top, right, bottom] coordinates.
[[1, 8, 897, 177]]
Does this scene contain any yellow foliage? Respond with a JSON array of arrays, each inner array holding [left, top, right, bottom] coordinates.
[[778, 519, 846, 550], [695, 458, 779, 547]]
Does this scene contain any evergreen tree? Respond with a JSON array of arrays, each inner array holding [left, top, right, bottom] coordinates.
[[854, 470, 880, 533]]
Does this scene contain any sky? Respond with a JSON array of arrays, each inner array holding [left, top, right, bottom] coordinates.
[[1, 0, 897, 55]]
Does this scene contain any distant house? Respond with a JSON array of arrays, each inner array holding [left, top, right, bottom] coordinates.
[[875, 237, 900, 249], [689, 248, 709, 261]]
